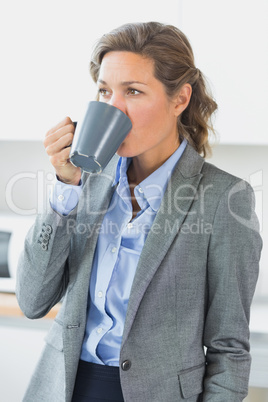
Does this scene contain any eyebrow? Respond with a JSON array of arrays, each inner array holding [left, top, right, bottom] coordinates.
[[98, 79, 147, 86]]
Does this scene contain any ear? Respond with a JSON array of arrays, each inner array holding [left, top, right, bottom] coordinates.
[[173, 84, 192, 117]]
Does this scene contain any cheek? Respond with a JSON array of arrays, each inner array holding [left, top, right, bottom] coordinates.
[[129, 104, 162, 133]]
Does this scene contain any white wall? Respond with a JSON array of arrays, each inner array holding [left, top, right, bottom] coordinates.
[[180, 0, 268, 145], [1, 1, 267, 144], [0, 0, 180, 141]]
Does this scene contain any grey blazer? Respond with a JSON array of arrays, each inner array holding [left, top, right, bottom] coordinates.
[[16, 144, 262, 402]]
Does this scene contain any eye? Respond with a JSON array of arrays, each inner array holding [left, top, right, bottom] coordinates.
[[127, 88, 141, 96], [98, 88, 110, 97]]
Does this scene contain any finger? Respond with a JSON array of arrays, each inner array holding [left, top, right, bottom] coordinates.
[[46, 116, 73, 137], [45, 132, 74, 156], [49, 146, 73, 168], [44, 122, 75, 148]]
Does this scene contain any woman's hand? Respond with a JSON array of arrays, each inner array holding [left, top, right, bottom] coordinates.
[[44, 117, 81, 185]]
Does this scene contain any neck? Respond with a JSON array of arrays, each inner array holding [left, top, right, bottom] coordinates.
[[127, 140, 180, 185]]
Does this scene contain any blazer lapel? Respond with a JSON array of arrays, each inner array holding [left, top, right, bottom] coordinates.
[[122, 145, 205, 345]]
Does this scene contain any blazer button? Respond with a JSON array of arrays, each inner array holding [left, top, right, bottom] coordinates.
[[44, 224, 52, 234], [43, 232, 50, 240], [121, 360, 131, 371], [45, 225, 52, 234]]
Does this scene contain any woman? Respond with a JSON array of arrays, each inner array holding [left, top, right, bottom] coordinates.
[[16, 22, 262, 401]]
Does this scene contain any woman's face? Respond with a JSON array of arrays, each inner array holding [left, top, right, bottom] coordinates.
[[97, 51, 182, 163]]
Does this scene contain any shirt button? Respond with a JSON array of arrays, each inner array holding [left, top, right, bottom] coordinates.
[[138, 187, 143, 194], [111, 247, 117, 253], [127, 223, 133, 229], [97, 327, 103, 334], [121, 360, 131, 371], [97, 291, 103, 298], [58, 194, 64, 201]]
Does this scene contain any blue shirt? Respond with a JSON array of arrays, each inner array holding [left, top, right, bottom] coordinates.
[[50, 139, 187, 366]]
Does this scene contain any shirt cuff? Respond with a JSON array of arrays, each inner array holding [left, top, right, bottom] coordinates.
[[49, 176, 82, 216]]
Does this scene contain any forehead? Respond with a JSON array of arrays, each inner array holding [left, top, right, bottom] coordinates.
[[98, 51, 155, 82]]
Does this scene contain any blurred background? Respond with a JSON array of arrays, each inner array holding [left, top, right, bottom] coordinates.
[[0, 0, 267, 400]]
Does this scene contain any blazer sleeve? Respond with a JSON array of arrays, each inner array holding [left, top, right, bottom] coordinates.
[[16, 203, 77, 319], [203, 179, 262, 401]]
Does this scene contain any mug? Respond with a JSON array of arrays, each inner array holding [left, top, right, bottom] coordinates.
[[70, 101, 132, 173]]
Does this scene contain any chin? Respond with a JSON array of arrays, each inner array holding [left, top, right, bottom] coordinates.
[[116, 144, 136, 158]]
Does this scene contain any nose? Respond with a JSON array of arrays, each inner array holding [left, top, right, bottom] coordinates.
[[108, 94, 127, 115]]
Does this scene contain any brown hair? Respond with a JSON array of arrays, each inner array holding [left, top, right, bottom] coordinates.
[[90, 22, 217, 157]]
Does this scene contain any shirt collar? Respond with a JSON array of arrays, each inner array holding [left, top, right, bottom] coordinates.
[[114, 156, 131, 185], [114, 138, 187, 212]]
